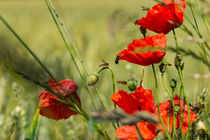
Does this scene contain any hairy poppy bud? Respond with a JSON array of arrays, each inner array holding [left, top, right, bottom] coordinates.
[[127, 78, 138, 91], [175, 52, 184, 70], [87, 73, 99, 86], [159, 63, 166, 74], [170, 79, 177, 90]]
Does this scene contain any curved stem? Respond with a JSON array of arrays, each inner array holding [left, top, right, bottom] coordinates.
[[152, 64, 171, 139], [177, 66, 191, 140]]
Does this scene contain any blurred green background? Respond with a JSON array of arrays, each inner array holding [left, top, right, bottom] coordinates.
[[0, 0, 209, 139]]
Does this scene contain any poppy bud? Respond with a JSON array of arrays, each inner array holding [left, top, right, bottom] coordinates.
[[170, 79, 177, 90], [175, 52, 184, 70], [127, 78, 138, 91], [174, 105, 180, 112], [87, 73, 99, 86], [159, 63, 166, 74]]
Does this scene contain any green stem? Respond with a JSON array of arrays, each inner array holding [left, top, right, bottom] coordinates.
[[177, 66, 191, 140], [47, 0, 88, 75], [194, 0, 210, 32], [25, 108, 40, 140], [188, 1, 210, 71], [161, 74, 173, 99], [44, 0, 97, 109], [0, 15, 56, 81], [152, 64, 171, 140], [94, 86, 107, 109], [134, 124, 143, 140], [172, 29, 179, 51], [98, 67, 116, 93]]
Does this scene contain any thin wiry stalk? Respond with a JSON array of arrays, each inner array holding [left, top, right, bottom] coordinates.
[[152, 64, 171, 140], [194, 0, 210, 32], [44, 0, 97, 109], [177, 66, 191, 140], [0, 15, 56, 81], [188, 1, 210, 71], [172, 28, 191, 139], [47, 0, 88, 75]]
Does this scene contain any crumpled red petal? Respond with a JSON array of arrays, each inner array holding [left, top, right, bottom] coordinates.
[[136, 3, 184, 34], [39, 79, 80, 120], [39, 91, 80, 120]]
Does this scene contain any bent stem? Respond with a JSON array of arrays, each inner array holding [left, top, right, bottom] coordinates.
[[177, 66, 191, 140], [152, 64, 171, 140]]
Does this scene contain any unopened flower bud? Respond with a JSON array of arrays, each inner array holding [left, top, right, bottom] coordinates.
[[127, 78, 138, 91], [175, 52, 184, 70], [159, 63, 166, 74], [176, 52, 183, 62], [174, 105, 180, 112], [87, 73, 99, 86], [170, 79, 177, 90]]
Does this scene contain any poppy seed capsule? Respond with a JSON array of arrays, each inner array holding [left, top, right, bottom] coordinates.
[[175, 52, 184, 70], [87, 73, 99, 86], [127, 79, 138, 91], [159, 63, 166, 73], [170, 79, 177, 90], [174, 105, 180, 112]]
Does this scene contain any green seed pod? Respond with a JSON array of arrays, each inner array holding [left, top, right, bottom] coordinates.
[[87, 73, 99, 86], [170, 79, 177, 90], [174, 105, 180, 112], [159, 63, 166, 74], [127, 78, 138, 91], [175, 52, 184, 70]]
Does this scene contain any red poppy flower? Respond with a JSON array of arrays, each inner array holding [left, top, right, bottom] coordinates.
[[111, 87, 197, 140], [156, 94, 197, 133], [116, 33, 166, 66], [111, 86, 158, 140], [39, 78, 81, 120], [135, 0, 186, 34]]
